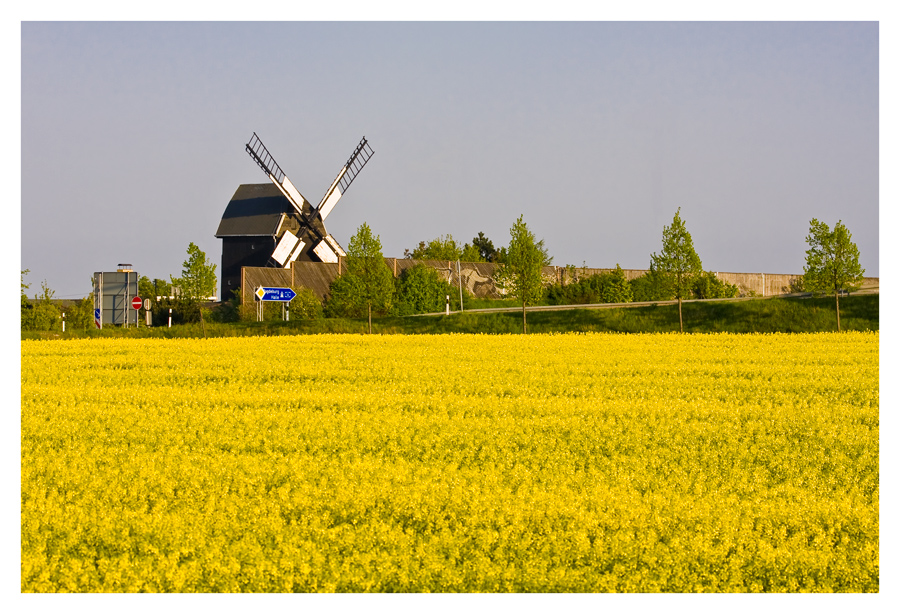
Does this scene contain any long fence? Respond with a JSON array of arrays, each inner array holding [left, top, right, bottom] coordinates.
[[240, 259, 879, 305]]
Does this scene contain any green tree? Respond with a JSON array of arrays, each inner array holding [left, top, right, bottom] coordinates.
[[21, 269, 30, 309], [21, 269, 32, 328], [138, 276, 155, 303], [331, 222, 394, 333], [472, 232, 498, 262], [459, 243, 484, 263], [602, 264, 634, 304], [803, 219, 865, 332], [393, 263, 460, 315], [151, 278, 173, 299], [499, 215, 551, 334], [324, 275, 362, 319], [66, 295, 95, 332], [176, 242, 217, 300], [651, 208, 703, 332], [405, 235, 459, 260], [404, 234, 485, 263], [23, 279, 62, 331]]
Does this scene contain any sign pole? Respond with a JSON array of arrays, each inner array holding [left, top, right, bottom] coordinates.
[[124, 271, 129, 328], [458, 259, 463, 312], [131, 295, 143, 328]]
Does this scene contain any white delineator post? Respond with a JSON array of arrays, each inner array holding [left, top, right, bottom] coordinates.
[[446, 295, 450, 316]]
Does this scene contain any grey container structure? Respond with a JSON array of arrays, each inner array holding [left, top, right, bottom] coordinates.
[[93, 267, 139, 327]]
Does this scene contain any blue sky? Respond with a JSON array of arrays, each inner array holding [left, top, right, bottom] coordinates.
[[17, 18, 883, 300]]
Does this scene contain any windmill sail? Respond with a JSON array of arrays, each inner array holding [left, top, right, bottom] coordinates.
[[246, 133, 312, 217], [246, 132, 330, 267], [272, 230, 301, 267], [315, 137, 375, 221], [240, 133, 372, 271]]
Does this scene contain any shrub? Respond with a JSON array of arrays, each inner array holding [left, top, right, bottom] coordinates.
[[693, 272, 739, 299], [153, 297, 202, 325], [291, 287, 323, 320], [544, 265, 633, 305], [630, 264, 671, 302], [393, 264, 461, 316]]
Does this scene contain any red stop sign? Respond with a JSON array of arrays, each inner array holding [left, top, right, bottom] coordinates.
[[132, 296, 143, 310]]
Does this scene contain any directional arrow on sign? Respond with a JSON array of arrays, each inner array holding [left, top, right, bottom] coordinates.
[[255, 287, 297, 302]]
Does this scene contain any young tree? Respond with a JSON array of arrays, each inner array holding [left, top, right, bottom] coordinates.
[[21, 269, 30, 308], [178, 242, 217, 300], [803, 219, 865, 332], [651, 208, 703, 332], [23, 279, 62, 331], [344, 222, 394, 333], [500, 215, 551, 334], [21, 269, 32, 327]]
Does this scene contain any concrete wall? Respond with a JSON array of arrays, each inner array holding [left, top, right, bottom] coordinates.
[[554, 266, 878, 298], [240, 260, 879, 304]]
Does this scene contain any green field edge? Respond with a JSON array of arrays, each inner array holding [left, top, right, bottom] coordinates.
[[22, 294, 879, 340]]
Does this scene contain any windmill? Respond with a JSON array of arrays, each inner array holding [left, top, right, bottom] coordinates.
[[246, 132, 374, 266], [215, 134, 374, 296]]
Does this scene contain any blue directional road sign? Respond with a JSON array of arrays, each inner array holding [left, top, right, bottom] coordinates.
[[255, 287, 297, 301]]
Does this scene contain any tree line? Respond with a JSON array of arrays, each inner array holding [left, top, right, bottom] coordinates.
[[22, 212, 866, 334], [320, 210, 867, 333]]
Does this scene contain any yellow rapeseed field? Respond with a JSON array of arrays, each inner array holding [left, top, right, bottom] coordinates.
[[21, 332, 878, 592]]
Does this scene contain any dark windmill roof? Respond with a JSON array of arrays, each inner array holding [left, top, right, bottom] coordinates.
[[215, 184, 294, 238]]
